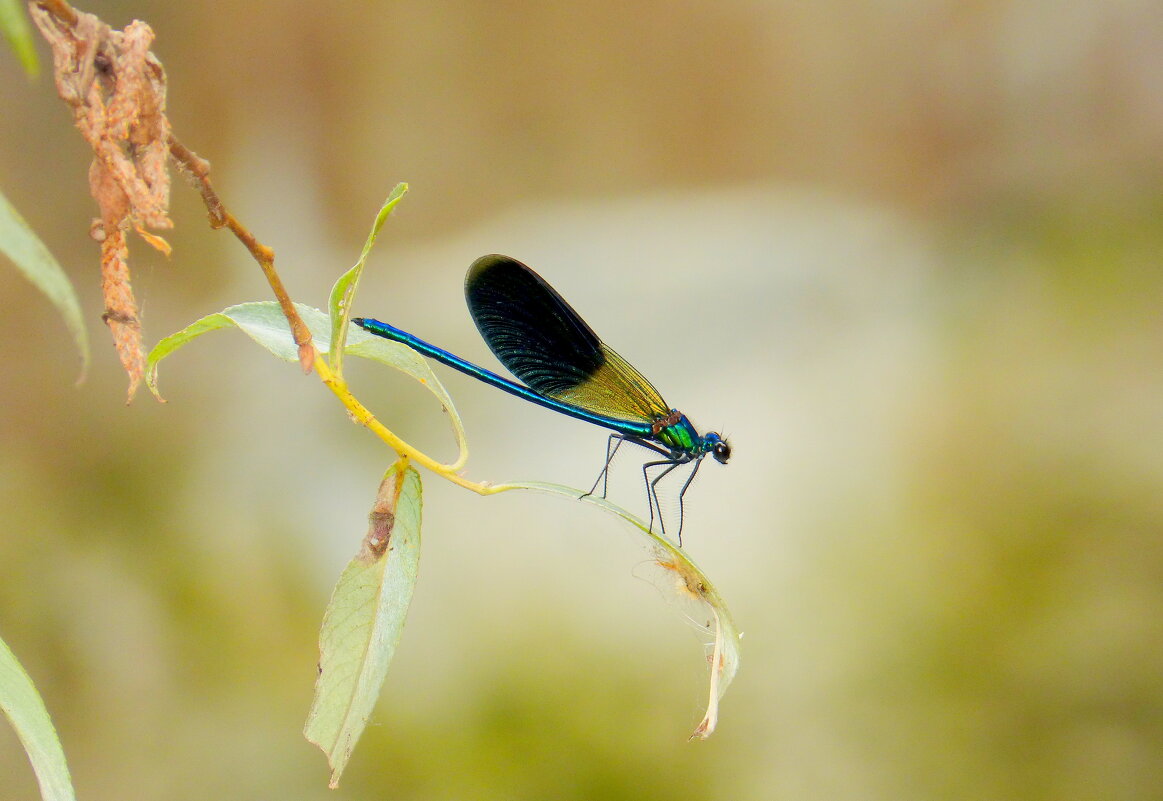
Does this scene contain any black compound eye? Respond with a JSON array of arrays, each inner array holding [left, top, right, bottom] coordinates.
[[713, 440, 731, 464]]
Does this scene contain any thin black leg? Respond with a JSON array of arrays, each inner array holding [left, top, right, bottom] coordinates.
[[642, 458, 682, 539], [671, 456, 704, 547], [585, 434, 626, 499]]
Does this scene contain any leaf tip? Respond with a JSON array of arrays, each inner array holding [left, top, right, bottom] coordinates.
[[689, 716, 716, 740]]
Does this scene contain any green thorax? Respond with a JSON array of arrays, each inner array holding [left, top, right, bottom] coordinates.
[[654, 410, 703, 455]]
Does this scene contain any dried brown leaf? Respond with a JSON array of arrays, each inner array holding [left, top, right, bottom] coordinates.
[[30, 1, 174, 400], [97, 227, 143, 402]]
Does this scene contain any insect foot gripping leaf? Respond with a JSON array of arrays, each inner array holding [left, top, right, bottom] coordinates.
[[304, 464, 423, 788]]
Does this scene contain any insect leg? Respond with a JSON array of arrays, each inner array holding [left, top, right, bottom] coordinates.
[[584, 434, 626, 499], [671, 456, 704, 547], [642, 458, 682, 538]]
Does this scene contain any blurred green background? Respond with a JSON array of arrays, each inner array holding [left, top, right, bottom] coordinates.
[[3, 1, 1162, 799]]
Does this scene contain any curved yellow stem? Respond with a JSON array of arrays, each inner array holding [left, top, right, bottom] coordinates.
[[314, 352, 505, 496]]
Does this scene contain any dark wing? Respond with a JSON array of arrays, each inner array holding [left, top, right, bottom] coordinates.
[[465, 255, 670, 422]]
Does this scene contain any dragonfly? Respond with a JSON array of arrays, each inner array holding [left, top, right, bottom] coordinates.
[[354, 254, 730, 545]]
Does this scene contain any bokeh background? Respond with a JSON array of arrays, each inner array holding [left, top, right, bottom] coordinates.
[[3, 1, 1162, 799]]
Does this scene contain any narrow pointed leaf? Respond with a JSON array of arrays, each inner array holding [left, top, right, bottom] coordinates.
[[328, 183, 409, 374], [0, 0, 40, 76], [304, 465, 423, 786], [146, 302, 466, 454], [495, 481, 741, 739], [0, 634, 76, 801], [0, 189, 88, 376]]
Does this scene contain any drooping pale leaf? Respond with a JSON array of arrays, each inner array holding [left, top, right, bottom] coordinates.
[[0, 0, 40, 76], [328, 183, 408, 374], [145, 302, 466, 451], [0, 634, 76, 801], [304, 465, 422, 787], [495, 481, 741, 739], [0, 188, 88, 376], [150, 302, 320, 365]]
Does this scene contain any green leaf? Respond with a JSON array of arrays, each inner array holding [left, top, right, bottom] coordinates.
[[0, 634, 77, 801], [304, 465, 422, 787], [328, 183, 409, 375], [148, 300, 467, 454], [497, 481, 741, 739], [144, 312, 237, 379], [1, 0, 40, 77], [147, 301, 464, 444], [0, 189, 89, 377]]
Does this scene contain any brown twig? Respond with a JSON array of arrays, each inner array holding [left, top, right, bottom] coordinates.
[[30, 0, 317, 384], [32, 0, 75, 26], [169, 137, 316, 372]]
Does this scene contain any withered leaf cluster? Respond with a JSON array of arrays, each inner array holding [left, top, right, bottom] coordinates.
[[30, 0, 174, 401]]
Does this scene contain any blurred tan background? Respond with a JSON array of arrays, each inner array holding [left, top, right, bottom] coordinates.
[[3, 1, 1162, 799]]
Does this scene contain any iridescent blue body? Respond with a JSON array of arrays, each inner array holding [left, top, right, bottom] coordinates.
[[353, 318, 724, 462], [354, 254, 730, 543]]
